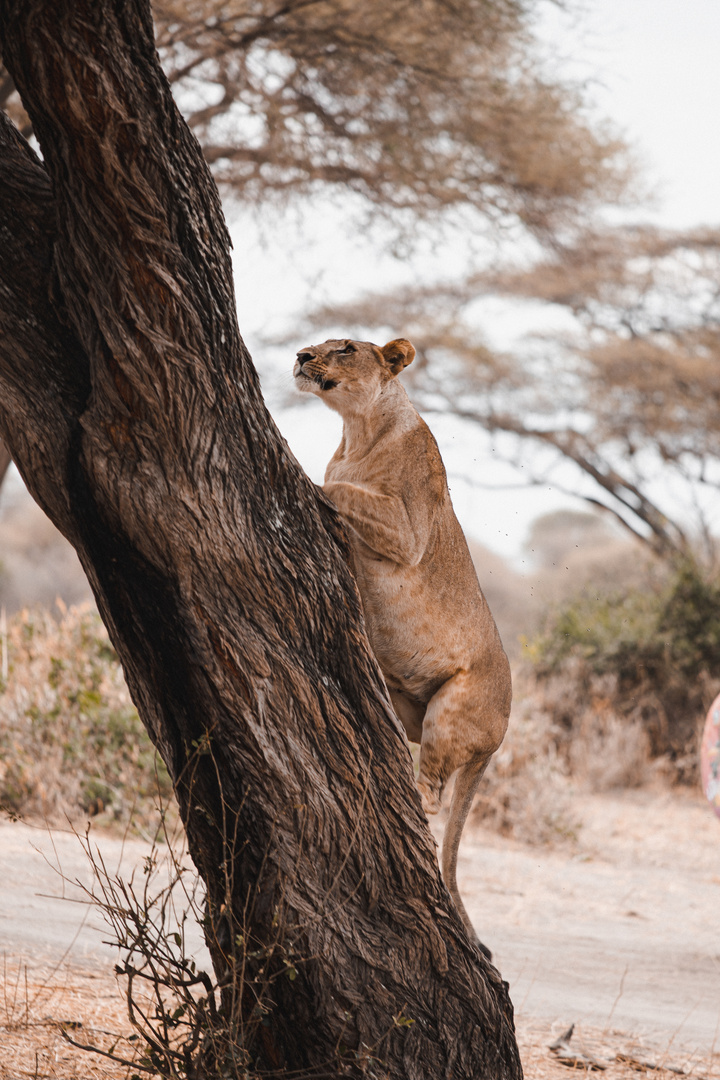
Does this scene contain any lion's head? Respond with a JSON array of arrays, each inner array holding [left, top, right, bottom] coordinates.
[[293, 338, 415, 413]]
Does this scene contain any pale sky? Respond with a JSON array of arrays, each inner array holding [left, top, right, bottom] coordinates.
[[539, 0, 720, 229], [236, 0, 720, 562]]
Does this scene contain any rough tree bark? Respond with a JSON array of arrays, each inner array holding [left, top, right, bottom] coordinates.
[[0, 2, 522, 1076], [0, 438, 10, 489]]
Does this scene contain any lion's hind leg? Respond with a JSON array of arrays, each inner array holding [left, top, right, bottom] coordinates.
[[416, 670, 509, 959], [414, 669, 495, 814]]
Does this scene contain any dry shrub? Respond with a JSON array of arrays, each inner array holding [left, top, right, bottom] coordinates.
[[1, 597, 573, 851], [60, 801, 393, 1080], [533, 665, 655, 792], [473, 689, 578, 846], [569, 712, 653, 792], [0, 602, 172, 828], [525, 562, 720, 786]]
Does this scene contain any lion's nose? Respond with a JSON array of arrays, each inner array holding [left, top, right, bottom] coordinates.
[[296, 351, 315, 365]]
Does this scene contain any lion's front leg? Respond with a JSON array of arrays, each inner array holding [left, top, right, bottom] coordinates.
[[323, 480, 429, 565]]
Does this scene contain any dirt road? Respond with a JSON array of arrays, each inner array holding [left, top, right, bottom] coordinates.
[[453, 790, 720, 1055], [1, 789, 719, 1064]]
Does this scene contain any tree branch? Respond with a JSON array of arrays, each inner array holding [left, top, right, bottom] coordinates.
[[0, 110, 90, 538], [485, 412, 690, 559], [416, 387, 689, 560]]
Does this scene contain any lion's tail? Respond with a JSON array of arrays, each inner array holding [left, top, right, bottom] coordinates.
[[441, 757, 492, 960]]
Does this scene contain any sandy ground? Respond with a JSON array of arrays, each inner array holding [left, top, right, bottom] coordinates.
[[449, 789, 720, 1057], [1, 789, 719, 1078]]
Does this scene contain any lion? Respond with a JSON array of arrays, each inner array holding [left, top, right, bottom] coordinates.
[[294, 336, 512, 959]]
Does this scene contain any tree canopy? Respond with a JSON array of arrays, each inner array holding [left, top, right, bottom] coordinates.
[[0, 0, 629, 236]]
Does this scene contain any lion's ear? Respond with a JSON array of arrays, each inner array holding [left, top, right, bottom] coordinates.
[[381, 338, 415, 376]]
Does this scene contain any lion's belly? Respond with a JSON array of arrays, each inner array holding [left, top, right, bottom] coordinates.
[[351, 549, 492, 703]]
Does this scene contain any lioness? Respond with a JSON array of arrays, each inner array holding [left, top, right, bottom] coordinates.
[[294, 336, 511, 959]]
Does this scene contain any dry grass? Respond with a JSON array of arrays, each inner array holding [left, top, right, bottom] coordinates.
[[0, 600, 659, 849], [523, 666, 661, 795], [1, 598, 579, 848], [3, 965, 716, 1080], [567, 711, 654, 792], [0, 963, 133, 1080], [0, 603, 173, 830], [473, 690, 579, 846], [524, 560, 720, 787], [0, 505, 689, 849]]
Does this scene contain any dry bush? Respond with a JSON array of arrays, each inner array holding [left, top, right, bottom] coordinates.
[[470, 666, 659, 842], [0, 603, 173, 828], [570, 713, 654, 792], [537, 668, 656, 792], [57, 795, 402, 1080], [472, 687, 578, 846], [0, 593, 575, 851], [524, 561, 720, 788], [468, 517, 670, 835]]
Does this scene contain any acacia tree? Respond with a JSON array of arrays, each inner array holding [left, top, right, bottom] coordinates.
[[0, 0, 630, 485], [0, 1, 522, 1076], [0, 0, 627, 228], [301, 224, 720, 564]]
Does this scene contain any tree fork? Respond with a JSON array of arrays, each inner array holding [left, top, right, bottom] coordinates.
[[0, 2, 522, 1075]]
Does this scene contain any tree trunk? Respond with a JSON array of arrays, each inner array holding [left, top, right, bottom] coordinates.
[[0, 3, 522, 1076], [0, 438, 10, 490]]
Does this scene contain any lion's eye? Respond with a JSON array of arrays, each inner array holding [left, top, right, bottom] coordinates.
[[339, 342, 356, 354]]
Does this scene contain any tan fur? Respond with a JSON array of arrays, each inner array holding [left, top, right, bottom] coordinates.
[[294, 336, 512, 959]]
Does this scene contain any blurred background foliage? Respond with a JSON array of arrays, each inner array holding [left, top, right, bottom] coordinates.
[[527, 560, 720, 779], [1, 0, 631, 236], [0, 604, 172, 831]]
